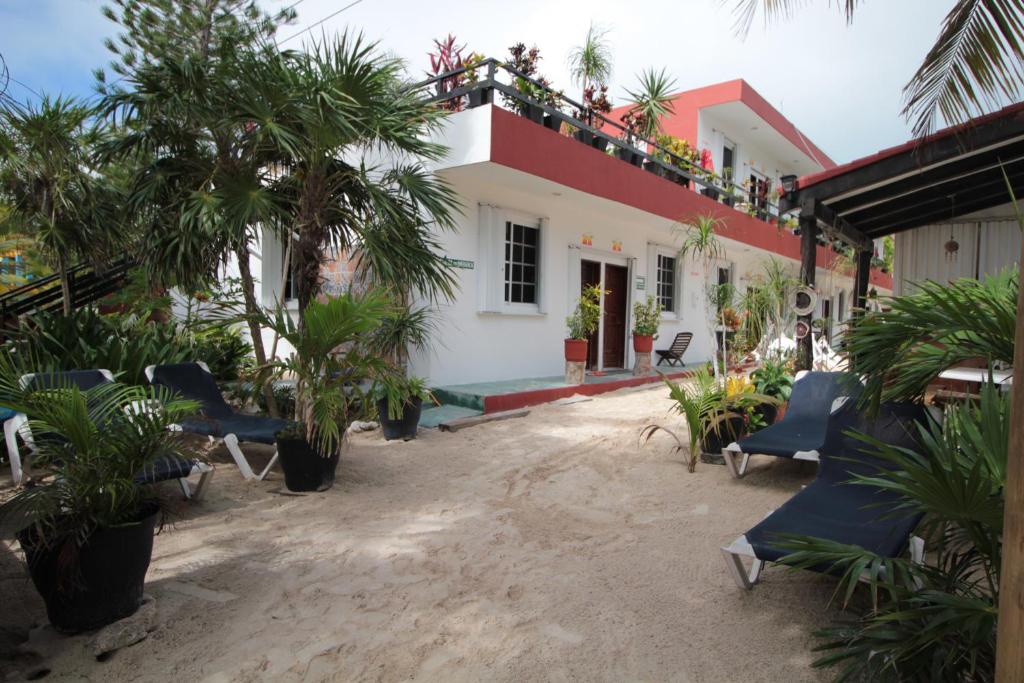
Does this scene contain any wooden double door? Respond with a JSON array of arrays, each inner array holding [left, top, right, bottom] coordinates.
[[581, 259, 629, 370]]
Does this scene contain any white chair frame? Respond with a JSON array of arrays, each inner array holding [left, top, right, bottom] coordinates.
[[4, 370, 213, 499], [145, 362, 278, 482]]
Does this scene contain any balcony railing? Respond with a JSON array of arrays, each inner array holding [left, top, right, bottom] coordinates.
[[410, 58, 791, 228]]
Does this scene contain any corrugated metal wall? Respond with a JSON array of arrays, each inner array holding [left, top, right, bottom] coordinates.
[[894, 220, 1021, 295]]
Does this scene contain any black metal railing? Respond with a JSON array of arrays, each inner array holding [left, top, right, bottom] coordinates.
[[0, 257, 134, 332], [409, 58, 788, 224]]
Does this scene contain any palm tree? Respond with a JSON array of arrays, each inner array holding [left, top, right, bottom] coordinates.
[[567, 23, 614, 98], [731, 0, 1024, 137], [675, 213, 726, 380], [99, 0, 293, 414], [0, 97, 118, 314], [233, 34, 462, 321]]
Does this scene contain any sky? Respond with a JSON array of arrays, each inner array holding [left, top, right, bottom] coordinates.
[[0, 0, 957, 164]]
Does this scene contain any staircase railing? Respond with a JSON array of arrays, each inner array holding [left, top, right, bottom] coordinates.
[[0, 258, 134, 334]]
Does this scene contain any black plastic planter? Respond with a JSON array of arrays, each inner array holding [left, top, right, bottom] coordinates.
[[277, 434, 340, 492], [614, 145, 638, 165], [573, 129, 594, 146], [700, 416, 746, 465], [643, 160, 667, 177], [591, 136, 610, 153], [520, 104, 544, 124], [18, 506, 159, 634], [377, 397, 423, 441], [543, 112, 564, 133], [468, 88, 492, 108], [701, 187, 721, 201]]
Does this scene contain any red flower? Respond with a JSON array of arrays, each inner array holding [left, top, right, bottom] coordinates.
[[700, 148, 714, 171]]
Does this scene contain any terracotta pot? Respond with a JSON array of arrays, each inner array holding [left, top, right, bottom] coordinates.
[[564, 339, 588, 363], [632, 334, 654, 353]]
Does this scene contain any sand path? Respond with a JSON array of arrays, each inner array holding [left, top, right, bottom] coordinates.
[[2, 383, 837, 682]]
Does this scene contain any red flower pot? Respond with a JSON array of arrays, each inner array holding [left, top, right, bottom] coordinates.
[[564, 339, 588, 363], [632, 334, 654, 353]]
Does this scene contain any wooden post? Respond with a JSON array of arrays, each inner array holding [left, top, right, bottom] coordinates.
[[796, 206, 817, 371], [994, 234, 1024, 681], [854, 248, 872, 312]]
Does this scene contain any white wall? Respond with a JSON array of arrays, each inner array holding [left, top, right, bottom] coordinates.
[[406, 163, 864, 387]]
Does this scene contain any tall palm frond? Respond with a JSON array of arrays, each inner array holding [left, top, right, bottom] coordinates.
[[902, 0, 1024, 137]]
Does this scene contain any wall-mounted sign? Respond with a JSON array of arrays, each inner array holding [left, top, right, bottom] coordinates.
[[611, 240, 623, 252], [635, 276, 646, 291], [443, 257, 474, 270], [581, 233, 594, 247]]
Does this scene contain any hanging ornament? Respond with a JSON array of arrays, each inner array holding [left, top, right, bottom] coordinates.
[[944, 195, 959, 262], [944, 234, 959, 261]]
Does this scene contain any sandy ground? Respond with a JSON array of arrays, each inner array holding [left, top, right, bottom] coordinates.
[[0, 382, 843, 682]]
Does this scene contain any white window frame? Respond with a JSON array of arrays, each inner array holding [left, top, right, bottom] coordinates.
[[477, 205, 547, 316], [259, 226, 299, 311], [647, 243, 683, 321]]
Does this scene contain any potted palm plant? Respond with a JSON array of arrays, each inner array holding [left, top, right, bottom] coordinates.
[[565, 284, 603, 362], [374, 375, 434, 441], [0, 368, 199, 633], [632, 294, 661, 352], [257, 292, 390, 492]]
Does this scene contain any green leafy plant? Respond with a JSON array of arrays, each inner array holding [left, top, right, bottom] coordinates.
[[632, 295, 661, 337], [750, 359, 794, 401], [371, 303, 438, 369], [373, 374, 436, 420], [568, 23, 613, 98], [622, 67, 677, 139], [254, 292, 391, 458], [845, 270, 1016, 410], [0, 355, 200, 545], [640, 367, 775, 472], [566, 284, 604, 340]]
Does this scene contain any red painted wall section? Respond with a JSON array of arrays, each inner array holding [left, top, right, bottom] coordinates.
[[607, 79, 835, 170], [488, 106, 891, 289]]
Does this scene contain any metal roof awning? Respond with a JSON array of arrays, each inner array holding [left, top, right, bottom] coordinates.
[[781, 102, 1024, 243]]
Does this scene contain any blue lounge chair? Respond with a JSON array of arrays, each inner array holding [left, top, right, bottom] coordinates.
[[146, 362, 287, 481], [721, 370, 862, 478], [3, 369, 213, 499], [721, 401, 931, 589]]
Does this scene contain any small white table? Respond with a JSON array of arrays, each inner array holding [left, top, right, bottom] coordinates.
[[937, 367, 1013, 385]]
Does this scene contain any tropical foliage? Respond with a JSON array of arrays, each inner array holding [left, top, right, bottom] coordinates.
[[845, 270, 1016, 409], [254, 292, 392, 458], [632, 295, 662, 337], [778, 381, 1007, 681], [621, 67, 676, 139], [0, 97, 123, 314], [566, 284, 604, 340], [0, 356, 200, 544], [567, 23, 613, 97]]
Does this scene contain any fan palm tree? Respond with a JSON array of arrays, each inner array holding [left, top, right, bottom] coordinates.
[[731, 0, 1024, 137], [567, 23, 614, 97], [99, 1, 294, 414], [233, 34, 462, 320], [0, 97, 119, 314]]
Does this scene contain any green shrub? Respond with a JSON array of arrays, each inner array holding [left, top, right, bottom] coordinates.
[[7, 308, 253, 386], [632, 295, 661, 337], [750, 359, 794, 401]]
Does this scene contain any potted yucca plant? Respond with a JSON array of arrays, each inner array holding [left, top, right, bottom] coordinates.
[[632, 294, 661, 353], [565, 284, 603, 362], [256, 292, 390, 492], [0, 365, 199, 633]]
